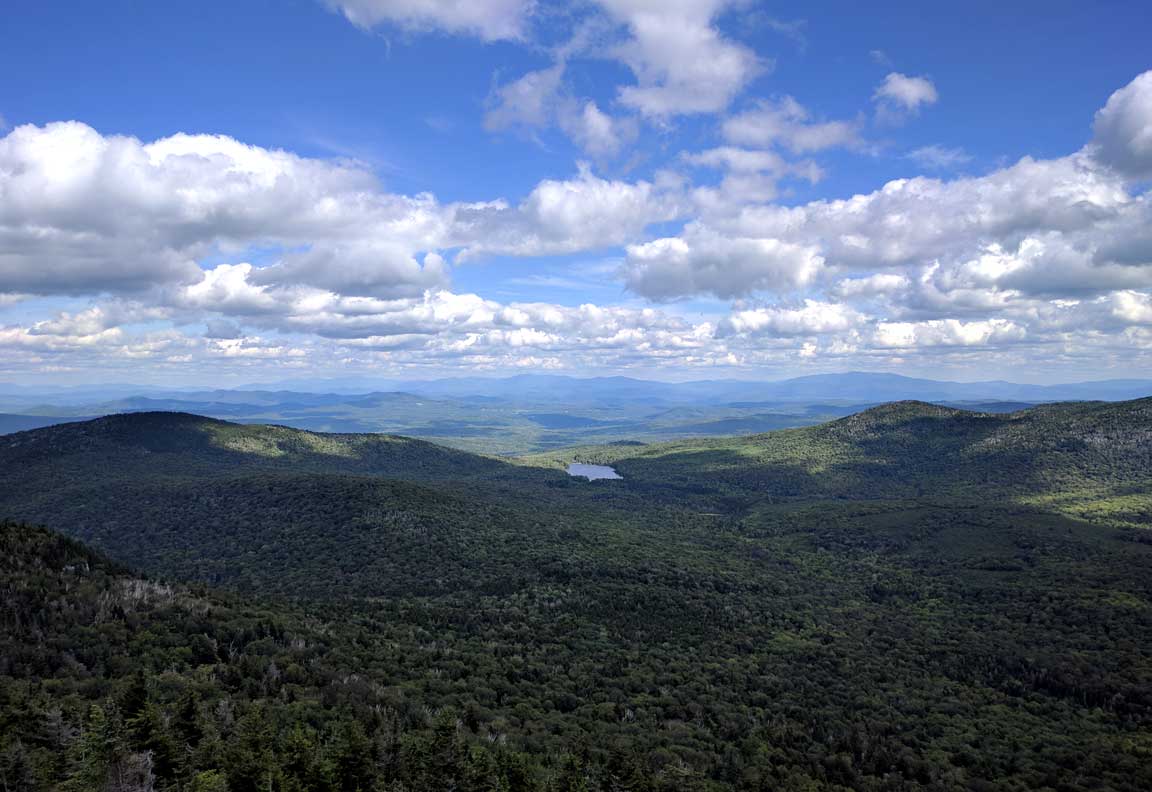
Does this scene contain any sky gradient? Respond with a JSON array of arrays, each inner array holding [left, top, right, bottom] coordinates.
[[1, 0, 1151, 385]]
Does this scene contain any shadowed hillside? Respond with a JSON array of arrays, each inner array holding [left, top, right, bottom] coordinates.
[[0, 413, 581, 599], [0, 411, 528, 480], [2, 402, 1151, 790]]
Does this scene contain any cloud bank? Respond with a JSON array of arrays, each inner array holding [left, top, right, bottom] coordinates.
[[2, 7, 1151, 383]]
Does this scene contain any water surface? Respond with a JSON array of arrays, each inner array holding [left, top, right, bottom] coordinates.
[[566, 463, 622, 480]]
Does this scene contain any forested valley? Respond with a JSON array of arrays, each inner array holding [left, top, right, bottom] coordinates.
[[2, 400, 1151, 791]]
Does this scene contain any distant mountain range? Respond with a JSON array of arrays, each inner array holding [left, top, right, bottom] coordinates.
[[216, 371, 1152, 403], [3, 371, 1149, 405], [1, 372, 1149, 452]]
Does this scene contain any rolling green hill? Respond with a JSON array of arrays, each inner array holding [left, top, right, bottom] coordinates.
[[533, 399, 1152, 517], [0, 411, 525, 480], [2, 402, 1151, 790]]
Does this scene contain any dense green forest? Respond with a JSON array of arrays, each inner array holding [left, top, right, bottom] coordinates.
[[2, 401, 1151, 790]]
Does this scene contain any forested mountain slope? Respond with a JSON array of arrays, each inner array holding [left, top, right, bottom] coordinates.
[[2, 403, 1151, 790], [0, 413, 586, 599], [2, 401, 1151, 598], [0, 411, 528, 481], [542, 399, 1152, 510], [5, 498, 1152, 791], [0, 521, 598, 791]]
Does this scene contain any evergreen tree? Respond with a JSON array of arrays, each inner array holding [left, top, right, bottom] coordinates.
[[224, 707, 277, 792]]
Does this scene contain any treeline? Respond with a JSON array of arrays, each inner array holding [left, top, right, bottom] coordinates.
[[1, 692, 643, 792]]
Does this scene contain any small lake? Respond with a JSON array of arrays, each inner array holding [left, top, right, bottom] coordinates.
[[566, 463, 622, 480]]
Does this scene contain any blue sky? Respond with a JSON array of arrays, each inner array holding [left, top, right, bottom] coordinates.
[[1, 0, 1150, 384]]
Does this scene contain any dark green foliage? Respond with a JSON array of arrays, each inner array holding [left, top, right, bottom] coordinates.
[[538, 398, 1152, 505], [1, 401, 1151, 790]]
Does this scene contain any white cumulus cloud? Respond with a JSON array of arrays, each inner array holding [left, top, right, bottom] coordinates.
[[718, 300, 861, 337], [1092, 70, 1152, 180], [597, 0, 764, 117], [723, 96, 860, 153], [874, 72, 938, 112], [622, 229, 824, 300]]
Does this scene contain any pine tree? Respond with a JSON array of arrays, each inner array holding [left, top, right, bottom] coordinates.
[[128, 702, 179, 784], [0, 737, 35, 792], [224, 707, 277, 792], [552, 754, 589, 792], [63, 703, 125, 792], [331, 720, 375, 792]]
